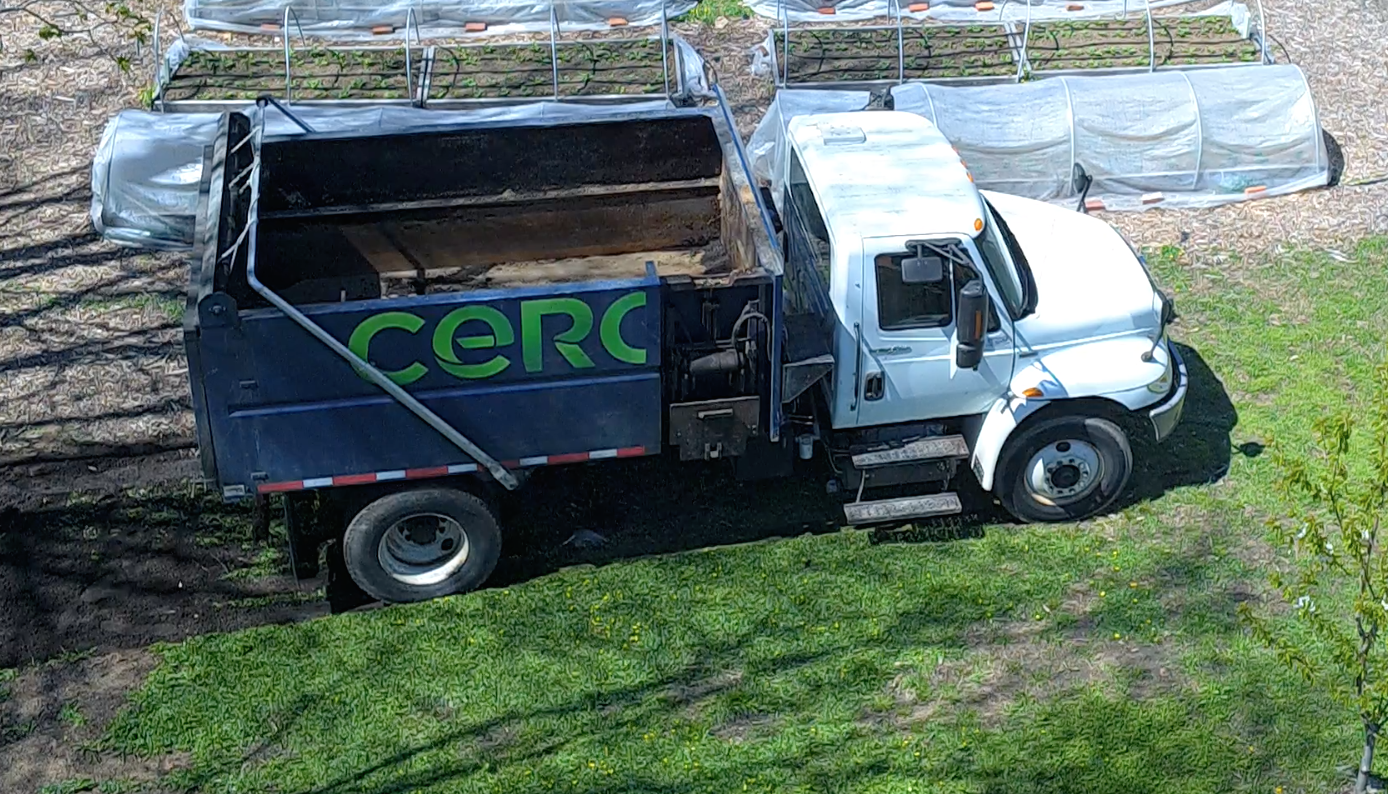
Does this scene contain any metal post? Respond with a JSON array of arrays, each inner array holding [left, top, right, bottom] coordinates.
[[153, 8, 162, 83], [1061, 76, 1077, 197], [1179, 71, 1203, 190], [779, 0, 789, 87], [405, 7, 417, 102], [1143, 0, 1155, 72], [1020, 0, 1034, 82], [661, 0, 672, 101], [1254, 0, 1270, 63], [282, 7, 307, 103], [255, 95, 317, 134], [549, 0, 561, 99], [894, 0, 905, 84]]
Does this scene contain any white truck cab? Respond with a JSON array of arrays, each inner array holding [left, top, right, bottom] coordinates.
[[777, 110, 1186, 524]]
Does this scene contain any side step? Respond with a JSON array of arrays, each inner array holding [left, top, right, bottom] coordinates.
[[844, 492, 962, 525], [851, 435, 969, 469]]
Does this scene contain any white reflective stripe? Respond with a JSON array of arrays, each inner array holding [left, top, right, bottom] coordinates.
[[302, 477, 334, 488], [518, 456, 549, 467], [447, 463, 478, 474], [376, 470, 407, 481], [588, 449, 620, 460]]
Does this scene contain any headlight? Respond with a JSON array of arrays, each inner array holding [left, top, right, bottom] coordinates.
[[1147, 339, 1174, 393]]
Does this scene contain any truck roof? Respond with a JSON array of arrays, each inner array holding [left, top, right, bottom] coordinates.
[[787, 110, 985, 242]]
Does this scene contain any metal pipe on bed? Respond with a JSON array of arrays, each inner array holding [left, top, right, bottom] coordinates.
[[239, 117, 521, 491]]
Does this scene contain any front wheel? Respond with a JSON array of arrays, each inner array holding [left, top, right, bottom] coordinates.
[[997, 414, 1132, 524], [342, 487, 502, 604]]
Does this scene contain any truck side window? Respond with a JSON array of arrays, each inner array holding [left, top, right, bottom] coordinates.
[[875, 252, 953, 331], [787, 151, 831, 288]]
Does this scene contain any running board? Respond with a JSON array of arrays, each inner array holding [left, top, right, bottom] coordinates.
[[844, 492, 962, 525], [851, 435, 969, 469]]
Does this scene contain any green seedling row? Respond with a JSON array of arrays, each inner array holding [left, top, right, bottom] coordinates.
[[160, 39, 674, 103]]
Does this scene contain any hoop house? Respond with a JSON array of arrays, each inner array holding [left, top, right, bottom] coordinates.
[[750, 65, 1327, 213], [889, 64, 1327, 209], [149, 33, 711, 112], [748, 1, 1269, 90]]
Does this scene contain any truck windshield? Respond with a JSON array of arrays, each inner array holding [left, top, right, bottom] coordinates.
[[975, 201, 1031, 319]]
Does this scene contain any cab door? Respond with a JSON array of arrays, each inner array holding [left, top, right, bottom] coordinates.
[[851, 235, 1016, 427]]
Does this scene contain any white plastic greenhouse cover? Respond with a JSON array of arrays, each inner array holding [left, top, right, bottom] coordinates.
[[749, 64, 1327, 214], [154, 34, 714, 107], [746, 0, 1210, 24], [91, 100, 672, 250], [184, 0, 696, 38]]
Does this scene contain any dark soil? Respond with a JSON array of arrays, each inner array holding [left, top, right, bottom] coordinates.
[[0, 477, 329, 671], [161, 47, 421, 102], [1025, 17, 1262, 71], [0, 451, 858, 667], [774, 25, 1016, 82], [427, 38, 672, 99]]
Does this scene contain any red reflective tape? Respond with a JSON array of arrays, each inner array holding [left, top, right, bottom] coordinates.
[[258, 481, 304, 493], [280, 447, 649, 492], [547, 452, 592, 465]]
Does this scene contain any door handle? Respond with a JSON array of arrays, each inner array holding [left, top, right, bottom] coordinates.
[[864, 372, 884, 401]]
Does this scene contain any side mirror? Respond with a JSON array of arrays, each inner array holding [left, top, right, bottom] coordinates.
[[1072, 163, 1094, 214], [956, 279, 989, 370], [901, 255, 945, 284]]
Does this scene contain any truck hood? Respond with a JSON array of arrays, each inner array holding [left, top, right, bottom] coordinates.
[[982, 191, 1163, 349]]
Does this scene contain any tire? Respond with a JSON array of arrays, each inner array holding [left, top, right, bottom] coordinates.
[[342, 487, 502, 604], [997, 414, 1132, 524]]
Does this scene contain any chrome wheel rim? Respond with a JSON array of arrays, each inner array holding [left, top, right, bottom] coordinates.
[[1023, 439, 1103, 506], [378, 513, 470, 586]]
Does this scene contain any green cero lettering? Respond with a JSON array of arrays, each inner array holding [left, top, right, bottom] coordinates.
[[347, 291, 647, 385]]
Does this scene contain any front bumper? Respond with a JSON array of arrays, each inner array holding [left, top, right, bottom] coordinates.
[[1148, 342, 1188, 443]]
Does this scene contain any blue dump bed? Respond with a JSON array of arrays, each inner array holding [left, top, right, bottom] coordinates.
[[186, 103, 781, 497]]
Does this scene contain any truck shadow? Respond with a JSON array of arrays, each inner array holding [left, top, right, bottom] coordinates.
[[327, 342, 1239, 608], [1122, 342, 1240, 506]]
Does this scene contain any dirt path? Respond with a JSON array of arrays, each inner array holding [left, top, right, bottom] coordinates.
[[0, 649, 189, 794]]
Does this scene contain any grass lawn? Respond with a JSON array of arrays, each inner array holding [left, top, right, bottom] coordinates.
[[70, 237, 1388, 793]]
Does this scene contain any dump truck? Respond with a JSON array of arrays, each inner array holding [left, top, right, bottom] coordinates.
[[186, 95, 1185, 604]]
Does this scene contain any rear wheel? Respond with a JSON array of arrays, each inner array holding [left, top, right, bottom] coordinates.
[[997, 414, 1132, 524], [342, 486, 502, 604]]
